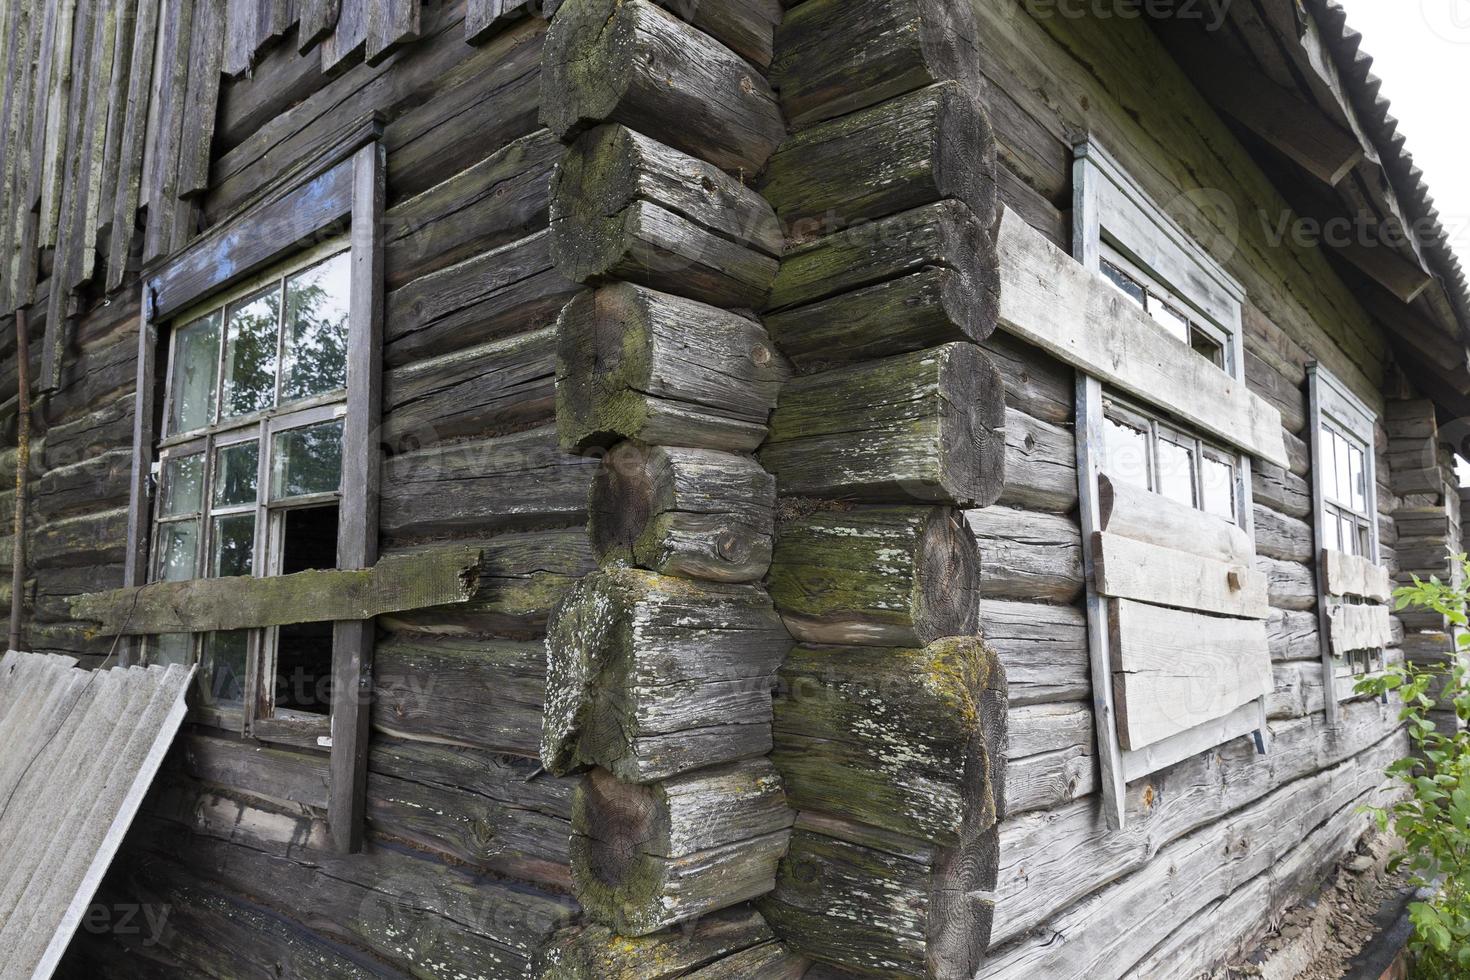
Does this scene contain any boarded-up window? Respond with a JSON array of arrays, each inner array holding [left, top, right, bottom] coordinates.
[[1308, 363, 1392, 710], [1073, 139, 1271, 829]]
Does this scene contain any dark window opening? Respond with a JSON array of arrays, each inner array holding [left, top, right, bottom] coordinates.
[[275, 504, 339, 714]]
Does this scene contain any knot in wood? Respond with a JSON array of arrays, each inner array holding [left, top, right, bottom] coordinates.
[[716, 529, 751, 564], [750, 343, 772, 367]]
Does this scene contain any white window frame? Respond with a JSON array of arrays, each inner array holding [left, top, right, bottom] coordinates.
[[1072, 139, 1268, 831], [1308, 362, 1385, 718]]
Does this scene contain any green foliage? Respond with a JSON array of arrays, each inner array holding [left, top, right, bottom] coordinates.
[[1358, 557, 1470, 977]]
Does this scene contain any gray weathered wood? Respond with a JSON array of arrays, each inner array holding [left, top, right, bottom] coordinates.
[[1329, 602, 1393, 655], [1324, 549, 1394, 601], [589, 443, 776, 583], [760, 343, 1006, 507], [534, 905, 783, 979], [541, 568, 790, 783], [1094, 532, 1269, 620], [768, 506, 979, 646], [570, 761, 793, 936], [541, 0, 785, 175], [1098, 475, 1256, 568], [556, 283, 785, 453]]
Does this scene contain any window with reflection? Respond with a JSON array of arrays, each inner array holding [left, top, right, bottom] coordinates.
[[1319, 419, 1372, 558], [146, 246, 351, 729], [1100, 394, 1239, 525]]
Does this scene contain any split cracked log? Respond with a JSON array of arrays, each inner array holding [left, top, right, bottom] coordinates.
[[768, 506, 979, 646], [590, 443, 776, 583], [541, 567, 791, 782], [761, 82, 996, 235], [556, 284, 786, 453], [647, 0, 781, 69], [763, 813, 1000, 979], [542, 0, 786, 175], [773, 637, 1006, 842], [772, 0, 982, 129], [759, 343, 1005, 507], [765, 200, 998, 345], [551, 125, 782, 309], [570, 761, 794, 935]]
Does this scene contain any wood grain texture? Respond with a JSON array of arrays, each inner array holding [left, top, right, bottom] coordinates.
[[1323, 549, 1394, 601], [1094, 531, 1269, 620]]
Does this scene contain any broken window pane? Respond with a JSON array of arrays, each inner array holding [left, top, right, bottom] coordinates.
[[281, 251, 350, 404], [1102, 259, 1147, 309], [221, 286, 280, 419], [161, 454, 204, 517], [213, 441, 260, 508], [272, 418, 344, 499], [168, 313, 220, 434]]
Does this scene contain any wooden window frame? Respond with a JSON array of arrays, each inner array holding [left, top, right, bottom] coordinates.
[[1308, 362, 1385, 720], [1102, 392, 1242, 526], [123, 119, 383, 853], [1072, 138, 1268, 830]]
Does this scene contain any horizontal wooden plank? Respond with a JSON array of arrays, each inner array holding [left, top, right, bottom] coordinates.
[[1109, 598, 1272, 751], [1323, 549, 1393, 602], [1099, 475, 1255, 568], [1094, 531, 1268, 619], [69, 546, 482, 635], [1121, 700, 1261, 783], [1330, 603, 1393, 655], [148, 152, 357, 320], [997, 207, 1288, 467]]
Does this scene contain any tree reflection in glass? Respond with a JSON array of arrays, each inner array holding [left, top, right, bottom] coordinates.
[[213, 441, 259, 507], [156, 521, 199, 581], [222, 286, 280, 419], [282, 252, 349, 403], [272, 419, 344, 499], [212, 514, 255, 577], [168, 313, 220, 434]]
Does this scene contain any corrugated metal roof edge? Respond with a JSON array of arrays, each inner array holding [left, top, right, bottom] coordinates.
[[1310, 0, 1470, 342]]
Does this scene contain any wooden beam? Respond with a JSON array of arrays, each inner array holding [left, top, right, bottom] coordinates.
[[1322, 549, 1393, 602], [1093, 531, 1268, 620], [997, 207, 1289, 468], [69, 547, 482, 635], [1329, 603, 1393, 656]]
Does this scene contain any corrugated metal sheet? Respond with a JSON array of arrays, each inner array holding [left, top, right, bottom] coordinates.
[[0, 650, 193, 980]]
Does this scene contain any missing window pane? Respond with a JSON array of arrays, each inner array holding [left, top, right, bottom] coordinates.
[[168, 313, 220, 434], [1148, 302, 1190, 344], [1190, 327, 1225, 369], [274, 505, 339, 715], [282, 252, 350, 403], [272, 418, 344, 499], [222, 286, 281, 419]]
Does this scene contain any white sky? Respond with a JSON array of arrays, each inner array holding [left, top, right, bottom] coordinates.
[[1334, 0, 1470, 269]]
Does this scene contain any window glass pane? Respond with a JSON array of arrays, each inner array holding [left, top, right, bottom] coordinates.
[[1149, 302, 1190, 344], [1156, 437, 1197, 508], [1349, 445, 1367, 513], [1319, 425, 1339, 503], [212, 514, 255, 577], [1340, 513, 1359, 557], [1322, 507, 1341, 553], [200, 631, 249, 706], [1335, 431, 1353, 511], [168, 313, 220, 434], [272, 418, 344, 499], [1102, 259, 1146, 308], [221, 286, 281, 419], [156, 520, 199, 582], [161, 454, 204, 517], [149, 633, 194, 668], [281, 252, 350, 403], [213, 441, 260, 507], [1103, 416, 1151, 490], [1201, 455, 1235, 522], [1356, 520, 1372, 558]]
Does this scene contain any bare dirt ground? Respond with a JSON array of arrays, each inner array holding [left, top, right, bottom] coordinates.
[[1208, 832, 1410, 980]]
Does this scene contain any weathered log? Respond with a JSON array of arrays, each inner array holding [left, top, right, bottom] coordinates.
[[767, 201, 997, 329], [966, 505, 1084, 604], [646, 0, 781, 69], [980, 598, 1091, 707], [773, 637, 1005, 841], [763, 812, 999, 980], [590, 442, 776, 583], [761, 82, 995, 235], [556, 284, 786, 453], [550, 124, 781, 309], [541, 0, 785, 175], [534, 904, 791, 979], [764, 268, 989, 372], [541, 568, 791, 782], [771, 0, 981, 128], [760, 343, 1005, 507], [570, 761, 793, 935], [768, 506, 979, 646]]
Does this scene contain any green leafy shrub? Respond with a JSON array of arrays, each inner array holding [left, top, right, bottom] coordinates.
[[1358, 562, 1470, 977]]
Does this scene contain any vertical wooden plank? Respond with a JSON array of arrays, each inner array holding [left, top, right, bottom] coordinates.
[[13, 0, 57, 308], [81, 0, 130, 284], [328, 139, 383, 854], [121, 282, 159, 666], [319, 0, 366, 74], [37, 0, 78, 250], [95, 0, 139, 250], [171, 0, 225, 251], [106, 0, 161, 292], [140, 0, 195, 265], [0, 0, 33, 311], [365, 0, 418, 66], [297, 0, 338, 54], [222, 0, 257, 77], [1308, 365, 1342, 726], [256, 0, 297, 50]]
